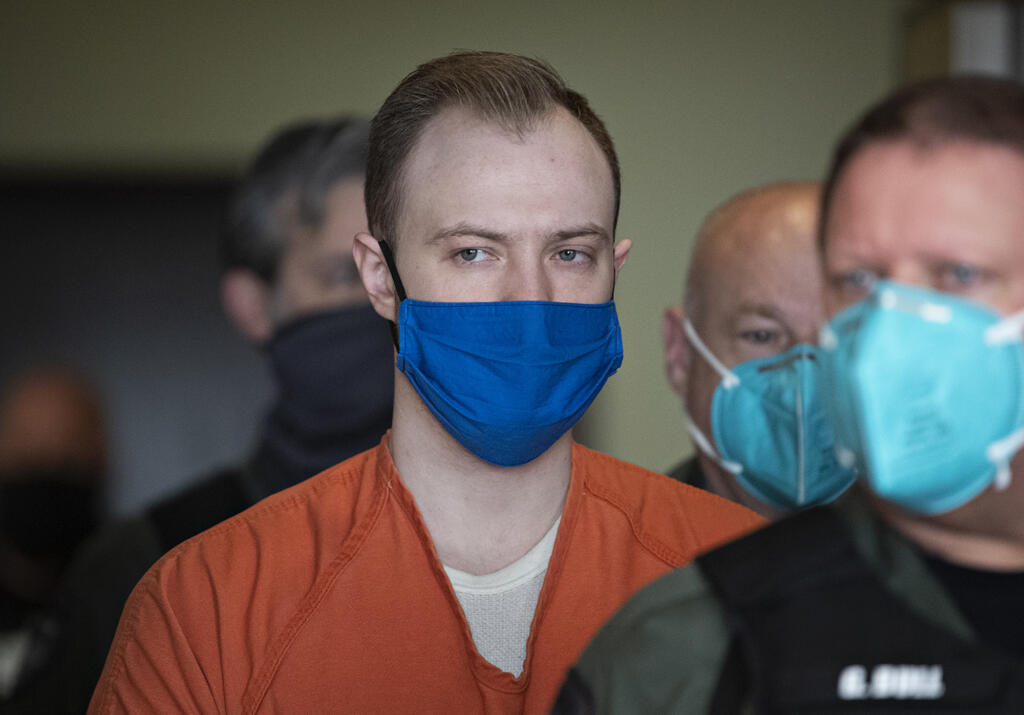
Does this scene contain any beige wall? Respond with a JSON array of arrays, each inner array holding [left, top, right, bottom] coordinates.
[[2, 0, 921, 474]]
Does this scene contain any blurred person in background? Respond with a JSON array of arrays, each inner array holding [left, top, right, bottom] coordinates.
[[663, 181, 855, 520], [557, 75, 1024, 714], [0, 369, 106, 699], [5, 116, 394, 712]]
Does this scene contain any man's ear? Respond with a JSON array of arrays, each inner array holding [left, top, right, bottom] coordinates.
[[613, 239, 632, 275], [221, 269, 274, 344], [663, 304, 691, 398], [353, 232, 399, 322]]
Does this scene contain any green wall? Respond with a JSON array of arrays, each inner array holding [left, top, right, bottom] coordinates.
[[2, 0, 920, 474]]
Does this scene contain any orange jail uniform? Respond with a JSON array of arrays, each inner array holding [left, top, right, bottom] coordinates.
[[89, 437, 762, 714]]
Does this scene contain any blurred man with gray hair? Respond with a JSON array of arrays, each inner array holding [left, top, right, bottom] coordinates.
[[9, 117, 394, 713]]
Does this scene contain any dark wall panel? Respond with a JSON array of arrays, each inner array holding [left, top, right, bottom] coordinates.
[[1, 179, 274, 515]]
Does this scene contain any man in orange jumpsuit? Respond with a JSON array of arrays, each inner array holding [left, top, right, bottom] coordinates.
[[89, 50, 762, 714]]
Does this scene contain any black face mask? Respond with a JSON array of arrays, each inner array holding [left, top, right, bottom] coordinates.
[[253, 304, 395, 496], [0, 470, 101, 561]]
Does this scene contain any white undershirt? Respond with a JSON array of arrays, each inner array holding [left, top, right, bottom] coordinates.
[[444, 518, 560, 676]]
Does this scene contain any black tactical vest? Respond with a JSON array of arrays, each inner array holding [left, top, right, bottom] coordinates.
[[698, 508, 1024, 714]]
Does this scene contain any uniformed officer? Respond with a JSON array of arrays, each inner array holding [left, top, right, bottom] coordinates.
[[556, 74, 1024, 714]]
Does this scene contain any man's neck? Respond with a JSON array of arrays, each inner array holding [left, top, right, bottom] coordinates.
[[698, 455, 785, 521], [389, 376, 571, 575], [871, 478, 1024, 571]]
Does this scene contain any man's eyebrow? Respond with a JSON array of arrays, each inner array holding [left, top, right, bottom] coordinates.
[[733, 302, 786, 322], [427, 222, 611, 245], [427, 223, 508, 244], [552, 223, 611, 242]]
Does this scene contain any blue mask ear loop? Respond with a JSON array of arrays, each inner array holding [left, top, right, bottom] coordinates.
[[377, 240, 407, 349]]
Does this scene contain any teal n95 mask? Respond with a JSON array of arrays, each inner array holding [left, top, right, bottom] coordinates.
[[820, 280, 1024, 515], [682, 319, 855, 511]]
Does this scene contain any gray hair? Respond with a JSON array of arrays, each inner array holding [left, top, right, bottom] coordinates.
[[221, 117, 369, 281]]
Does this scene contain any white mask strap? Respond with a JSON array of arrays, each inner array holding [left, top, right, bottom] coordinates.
[[682, 404, 743, 475], [985, 306, 1024, 345], [983, 306, 1024, 491], [683, 319, 740, 389], [819, 323, 838, 351], [877, 286, 953, 323], [986, 426, 1024, 491]]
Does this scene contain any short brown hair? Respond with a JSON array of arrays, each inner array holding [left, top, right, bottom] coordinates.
[[820, 75, 1024, 245], [366, 50, 620, 248]]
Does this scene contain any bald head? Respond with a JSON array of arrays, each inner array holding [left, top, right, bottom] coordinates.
[[684, 181, 820, 325], [664, 181, 824, 519], [0, 370, 107, 481]]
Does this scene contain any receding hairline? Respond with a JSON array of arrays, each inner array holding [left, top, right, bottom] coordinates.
[[388, 103, 555, 241], [390, 103, 617, 244], [366, 50, 621, 251], [818, 75, 1024, 250]]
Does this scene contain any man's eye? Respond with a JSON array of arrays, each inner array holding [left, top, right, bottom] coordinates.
[[939, 263, 983, 290], [740, 329, 778, 345], [557, 249, 578, 262], [458, 248, 481, 262], [837, 268, 877, 294]]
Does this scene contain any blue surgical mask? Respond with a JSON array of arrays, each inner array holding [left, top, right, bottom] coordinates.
[[682, 319, 855, 511], [378, 240, 622, 467], [820, 280, 1024, 515], [397, 299, 622, 466]]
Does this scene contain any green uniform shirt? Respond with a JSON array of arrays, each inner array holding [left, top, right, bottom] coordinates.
[[571, 489, 974, 714]]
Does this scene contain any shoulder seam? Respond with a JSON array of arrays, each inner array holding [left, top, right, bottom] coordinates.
[[577, 447, 698, 567], [575, 445, 761, 566], [162, 459, 369, 564], [585, 478, 695, 566]]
